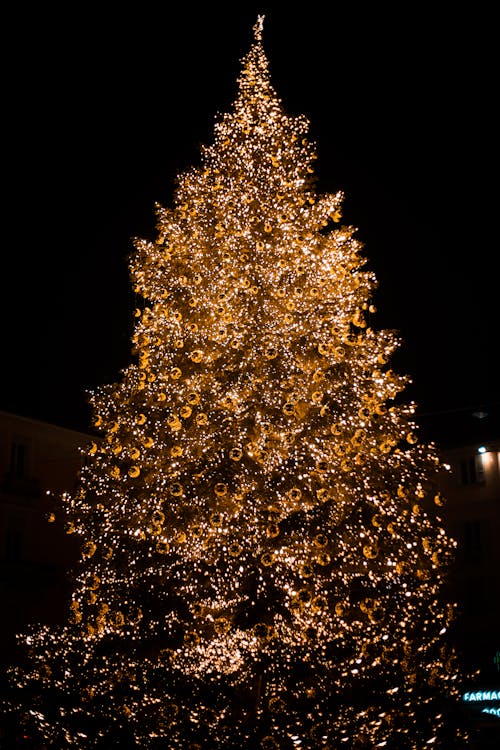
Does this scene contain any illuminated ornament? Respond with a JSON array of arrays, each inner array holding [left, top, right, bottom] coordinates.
[[167, 415, 182, 431], [300, 563, 313, 578], [229, 447, 243, 461], [352, 310, 366, 328], [69, 609, 82, 624], [128, 466, 140, 478], [196, 413, 208, 426], [156, 392, 166, 402], [170, 483, 183, 496], [112, 443, 122, 455], [184, 631, 200, 646], [150, 521, 162, 536], [229, 542, 242, 557], [335, 601, 345, 616], [94, 415, 103, 427], [86, 574, 100, 591], [191, 603, 204, 617], [265, 346, 277, 359], [174, 338, 184, 348], [358, 406, 371, 420], [406, 432, 418, 444], [82, 541, 97, 558], [312, 595, 327, 611], [174, 530, 187, 544], [190, 350, 204, 363], [316, 459, 328, 472], [214, 483, 228, 497], [318, 343, 331, 356], [282, 402, 295, 415], [363, 543, 378, 559], [89, 442, 98, 455], [170, 367, 182, 380], [171, 445, 183, 457], [266, 523, 280, 538], [156, 539, 170, 554], [434, 492, 445, 507], [372, 514, 381, 527], [379, 440, 392, 454], [112, 612, 125, 627], [136, 413, 147, 425], [316, 551, 331, 566], [130, 447, 140, 459], [110, 466, 121, 478], [369, 606, 385, 624], [287, 487, 302, 502], [314, 533, 328, 548], [214, 617, 231, 634], [261, 552, 273, 566], [65, 522, 75, 534], [210, 513, 223, 527], [47, 513, 56, 523], [142, 436, 154, 447]]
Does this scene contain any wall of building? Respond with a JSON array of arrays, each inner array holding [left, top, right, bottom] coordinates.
[[0, 411, 91, 666]]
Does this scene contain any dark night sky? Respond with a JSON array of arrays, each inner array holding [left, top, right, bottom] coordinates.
[[2, 3, 497, 434]]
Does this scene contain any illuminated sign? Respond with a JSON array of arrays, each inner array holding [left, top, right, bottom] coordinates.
[[462, 690, 500, 719], [463, 691, 499, 702]]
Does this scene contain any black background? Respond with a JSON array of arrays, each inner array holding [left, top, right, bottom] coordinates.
[[2, 2, 496, 434]]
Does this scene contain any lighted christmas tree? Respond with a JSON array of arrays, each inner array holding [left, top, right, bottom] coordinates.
[[5, 16, 469, 750]]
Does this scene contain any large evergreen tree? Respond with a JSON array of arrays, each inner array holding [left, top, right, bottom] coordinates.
[[5, 16, 468, 749]]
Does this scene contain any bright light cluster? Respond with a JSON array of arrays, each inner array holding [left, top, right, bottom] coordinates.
[[5, 16, 469, 750]]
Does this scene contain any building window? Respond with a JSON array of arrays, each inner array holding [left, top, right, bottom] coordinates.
[[463, 519, 482, 562], [459, 454, 485, 485], [10, 440, 30, 479]]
